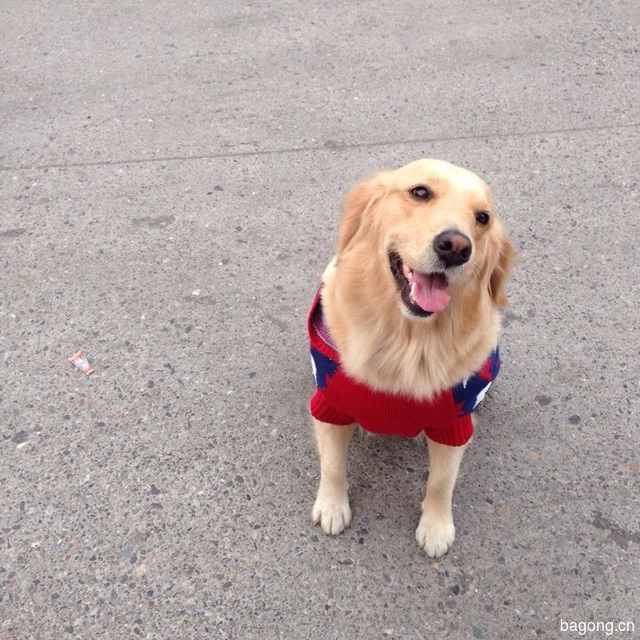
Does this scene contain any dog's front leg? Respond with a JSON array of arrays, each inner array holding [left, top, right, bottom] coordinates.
[[312, 419, 356, 535], [416, 437, 467, 557]]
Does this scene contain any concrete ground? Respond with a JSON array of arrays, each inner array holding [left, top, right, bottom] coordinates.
[[1, 1, 638, 638]]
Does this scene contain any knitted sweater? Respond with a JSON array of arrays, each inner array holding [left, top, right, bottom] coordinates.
[[308, 289, 500, 446]]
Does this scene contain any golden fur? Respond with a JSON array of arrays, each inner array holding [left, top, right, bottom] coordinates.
[[321, 158, 513, 397], [311, 158, 514, 557]]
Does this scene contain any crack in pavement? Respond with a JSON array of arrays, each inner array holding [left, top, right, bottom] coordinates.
[[1, 122, 638, 173]]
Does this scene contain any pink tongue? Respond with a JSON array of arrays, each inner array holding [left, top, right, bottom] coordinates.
[[409, 272, 450, 312]]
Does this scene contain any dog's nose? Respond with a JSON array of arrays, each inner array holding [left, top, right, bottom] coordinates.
[[433, 230, 472, 267]]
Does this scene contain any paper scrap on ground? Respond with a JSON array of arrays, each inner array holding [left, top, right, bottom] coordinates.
[[69, 350, 94, 375]]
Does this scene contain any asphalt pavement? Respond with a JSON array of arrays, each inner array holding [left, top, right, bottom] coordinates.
[[1, 1, 638, 638]]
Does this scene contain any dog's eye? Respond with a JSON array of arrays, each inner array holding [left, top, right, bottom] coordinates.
[[475, 211, 490, 225], [410, 186, 432, 200]]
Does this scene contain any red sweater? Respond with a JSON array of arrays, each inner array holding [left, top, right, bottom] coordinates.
[[308, 290, 500, 446]]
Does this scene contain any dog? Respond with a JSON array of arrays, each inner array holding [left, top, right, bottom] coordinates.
[[307, 158, 513, 557]]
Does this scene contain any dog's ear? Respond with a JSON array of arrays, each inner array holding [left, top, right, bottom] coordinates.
[[488, 230, 514, 307], [336, 174, 387, 255]]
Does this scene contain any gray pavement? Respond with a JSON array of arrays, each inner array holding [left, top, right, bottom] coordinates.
[[1, 1, 638, 638]]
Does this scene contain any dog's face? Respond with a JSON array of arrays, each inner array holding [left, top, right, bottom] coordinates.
[[337, 159, 513, 319]]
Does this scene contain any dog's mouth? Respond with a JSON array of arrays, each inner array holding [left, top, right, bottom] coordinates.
[[389, 251, 450, 317]]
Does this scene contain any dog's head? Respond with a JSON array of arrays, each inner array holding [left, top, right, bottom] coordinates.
[[336, 158, 513, 319]]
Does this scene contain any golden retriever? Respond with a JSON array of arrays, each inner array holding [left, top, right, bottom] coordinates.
[[308, 158, 513, 557]]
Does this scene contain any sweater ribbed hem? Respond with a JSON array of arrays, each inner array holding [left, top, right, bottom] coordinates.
[[423, 415, 473, 447], [310, 391, 354, 426], [310, 390, 473, 446]]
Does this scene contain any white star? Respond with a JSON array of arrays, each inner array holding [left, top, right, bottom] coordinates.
[[472, 382, 492, 409]]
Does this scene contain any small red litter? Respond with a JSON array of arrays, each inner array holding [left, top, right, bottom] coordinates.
[[69, 350, 94, 375]]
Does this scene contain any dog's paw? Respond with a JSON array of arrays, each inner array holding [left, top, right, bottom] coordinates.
[[312, 492, 352, 535], [415, 512, 455, 558]]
